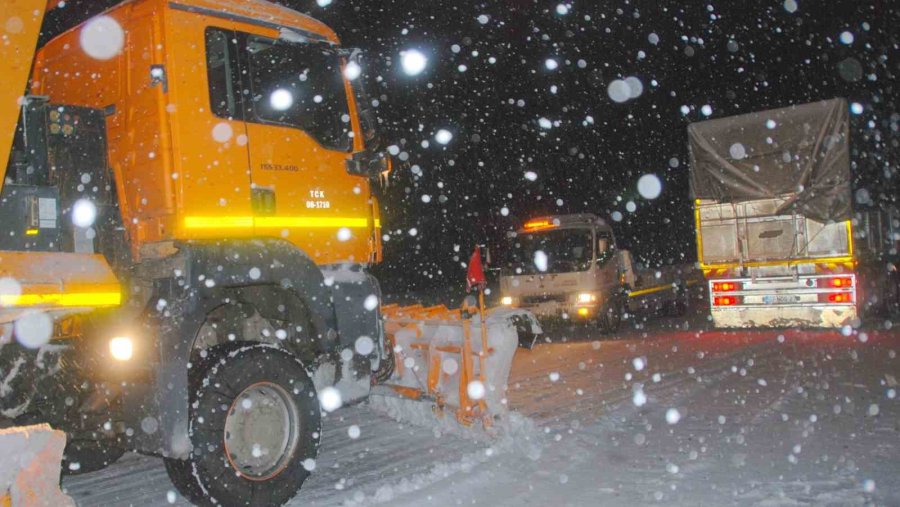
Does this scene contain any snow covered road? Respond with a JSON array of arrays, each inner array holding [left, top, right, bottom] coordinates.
[[64, 316, 900, 506]]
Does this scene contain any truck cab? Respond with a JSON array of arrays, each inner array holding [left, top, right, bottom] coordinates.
[[0, 1, 392, 504], [498, 214, 626, 331]]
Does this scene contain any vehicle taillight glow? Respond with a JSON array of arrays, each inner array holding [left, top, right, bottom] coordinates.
[[828, 293, 850, 303], [828, 277, 852, 288], [713, 295, 738, 306], [817, 276, 853, 288], [712, 281, 739, 292]]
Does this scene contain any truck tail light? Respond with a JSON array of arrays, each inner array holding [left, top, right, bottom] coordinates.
[[712, 281, 740, 292], [713, 295, 739, 306], [819, 292, 852, 304], [817, 276, 853, 288]]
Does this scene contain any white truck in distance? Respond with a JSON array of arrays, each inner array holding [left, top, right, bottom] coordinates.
[[498, 214, 697, 331]]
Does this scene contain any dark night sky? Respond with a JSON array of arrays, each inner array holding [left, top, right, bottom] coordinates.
[[45, 0, 899, 294]]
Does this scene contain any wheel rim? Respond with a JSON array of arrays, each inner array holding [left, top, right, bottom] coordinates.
[[223, 382, 301, 480]]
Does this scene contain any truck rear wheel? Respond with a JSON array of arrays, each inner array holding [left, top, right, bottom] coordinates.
[[164, 344, 321, 507]]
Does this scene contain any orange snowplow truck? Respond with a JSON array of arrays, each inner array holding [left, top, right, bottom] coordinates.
[[0, 0, 390, 504]]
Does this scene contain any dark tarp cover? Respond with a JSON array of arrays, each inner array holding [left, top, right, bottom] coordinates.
[[688, 98, 850, 222]]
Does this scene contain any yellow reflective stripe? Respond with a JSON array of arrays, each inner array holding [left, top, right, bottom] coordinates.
[[255, 216, 369, 228], [0, 292, 121, 307], [627, 285, 674, 298], [700, 256, 855, 270], [184, 216, 377, 229], [184, 216, 254, 229]]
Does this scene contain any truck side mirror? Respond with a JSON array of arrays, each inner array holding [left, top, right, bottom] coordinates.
[[597, 238, 609, 254], [346, 151, 390, 184]]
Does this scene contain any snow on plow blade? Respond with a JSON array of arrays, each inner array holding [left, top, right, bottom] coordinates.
[[377, 304, 541, 430], [0, 424, 74, 507]]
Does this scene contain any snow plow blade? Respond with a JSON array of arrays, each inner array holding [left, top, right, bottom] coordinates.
[[0, 424, 74, 507], [0, 251, 121, 325], [377, 304, 541, 429]]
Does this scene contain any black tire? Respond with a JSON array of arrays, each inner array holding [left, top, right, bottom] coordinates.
[[62, 438, 126, 475], [164, 344, 321, 507], [164, 457, 207, 504], [598, 297, 623, 334]]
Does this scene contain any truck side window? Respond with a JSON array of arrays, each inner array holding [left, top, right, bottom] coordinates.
[[596, 233, 614, 265], [205, 28, 239, 119], [244, 35, 352, 152]]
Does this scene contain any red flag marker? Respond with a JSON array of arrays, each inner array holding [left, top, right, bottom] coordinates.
[[466, 245, 487, 292]]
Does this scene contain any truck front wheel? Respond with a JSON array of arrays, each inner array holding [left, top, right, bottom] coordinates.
[[164, 344, 321, 507], [597, 298, 623, 334]]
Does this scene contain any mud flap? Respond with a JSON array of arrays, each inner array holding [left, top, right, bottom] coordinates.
[[510, 314, 539, 349]]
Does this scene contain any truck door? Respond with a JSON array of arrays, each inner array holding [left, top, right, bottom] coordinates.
[[170, 19, 254, 240], [238, 33, 373, 264], [595, 231, 620, 291]]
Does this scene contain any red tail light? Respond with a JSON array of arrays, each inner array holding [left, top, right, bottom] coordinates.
[[817, 276, 853, 288], [828, 293, 850, 303], [712, 281, 740, 292], [713, 295, 738, 306]]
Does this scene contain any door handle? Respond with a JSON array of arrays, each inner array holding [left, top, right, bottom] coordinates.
[[251, 187, 276, 215]]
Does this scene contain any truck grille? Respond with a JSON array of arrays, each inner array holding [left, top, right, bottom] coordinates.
[[521, 294, 568, 305]]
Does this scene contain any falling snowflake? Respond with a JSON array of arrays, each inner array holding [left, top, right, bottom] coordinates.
[[637, 174, 662, 200], [665, 408, 681, 424], [435, 129, 453, 144], [318, 387, 342, 412], [80, 16, 124, 60], [400, 49, 428, 76]]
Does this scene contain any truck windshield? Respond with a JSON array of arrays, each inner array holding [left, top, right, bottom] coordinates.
[[246, 36, 352, 152], [508, 229, 593, 274]]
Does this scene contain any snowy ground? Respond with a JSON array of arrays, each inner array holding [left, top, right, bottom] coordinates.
[[63, 308, 900, 506]]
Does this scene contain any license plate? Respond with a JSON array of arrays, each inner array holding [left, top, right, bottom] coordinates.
[[763, 295, 795, 304]]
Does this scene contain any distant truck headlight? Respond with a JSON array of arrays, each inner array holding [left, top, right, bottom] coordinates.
[[576, 292, 597, 304], [501, 296, 513, 306], [109, 336, 134, 361]]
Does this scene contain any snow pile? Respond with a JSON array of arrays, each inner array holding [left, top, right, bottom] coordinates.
[[0, 424, 74, 507], [340, 410, 544, 506]]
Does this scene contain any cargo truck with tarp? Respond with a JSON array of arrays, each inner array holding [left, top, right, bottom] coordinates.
[[689, 98, 899, 328]]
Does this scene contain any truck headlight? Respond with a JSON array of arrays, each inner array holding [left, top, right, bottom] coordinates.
[[576, 292, 597, 304], [501, 296, 513, 306], [109, 336, 134, 361]]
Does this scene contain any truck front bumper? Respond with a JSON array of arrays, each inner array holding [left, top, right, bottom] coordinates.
[[507, 301, 599, 322]]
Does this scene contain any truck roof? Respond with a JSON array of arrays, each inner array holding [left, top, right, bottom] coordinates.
[[519, 213, 611, 233], [166, 0, 340, 43], [52, 0, 340, 46], [688, 98, 850, 222]]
